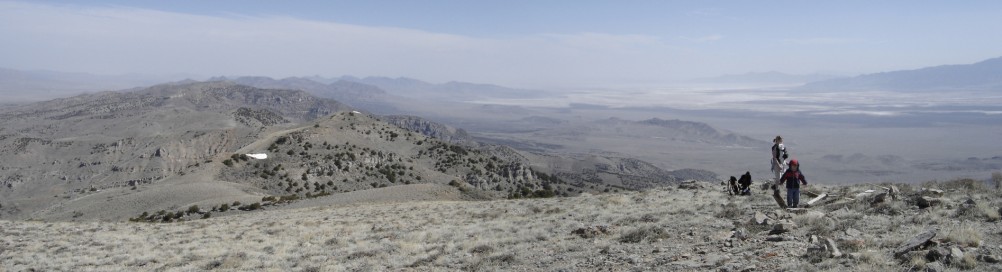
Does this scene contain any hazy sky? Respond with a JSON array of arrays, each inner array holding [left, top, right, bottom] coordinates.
[[2, 0, 1001, 88]]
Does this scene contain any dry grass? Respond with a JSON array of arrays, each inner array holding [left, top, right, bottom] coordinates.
[[2, 181, 1001, 271], [943, 222, 984, 248]]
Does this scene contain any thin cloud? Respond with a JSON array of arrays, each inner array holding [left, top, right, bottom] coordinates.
[[680, 34, 724, 42], [782, 37, 859, 45], [0, 1, 704, 87]]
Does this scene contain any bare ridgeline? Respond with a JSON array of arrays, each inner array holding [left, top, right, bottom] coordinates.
[[1, 81, 1001, 271]]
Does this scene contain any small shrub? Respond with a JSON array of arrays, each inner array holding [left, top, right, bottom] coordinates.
[[957, 254, 977, 270], [619, 225, 670, 243], [202, 212, 211, 219], [222, 159, 233, 167], [714, 202, 742, 219], [187, 205, 200, 214], [937, 178, 988, 192], [993, 172, 1002, 191], [239, 202, 262, 211], [218, 204, 229, 211], [793, 213, 838, 237], [943, 223, 983, 247]]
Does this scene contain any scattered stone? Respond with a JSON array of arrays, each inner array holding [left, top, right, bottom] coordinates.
[[678, 180, 704, 190], [917, 196, 945, 209], [921, 188, 945, 197], [572, 225, 613, 238], [785, 208, 809, 214], [893, 228, 937, 258], [769, 220, 797, 235], [809, 235, 820, 244], [855, 189, 876, 199], [925, 261, 945, 272], [753, 211, 768, 225], [825, 238, 842, 258], [948, 247, 964, 263], [765, 235, 789, 242], [844, 228, 862, 237], [732, 228, 748, 241], [871, 192, 888, 204], [926, 247, 949, 262], [703, 254, 729, 265], [979, 254, 1000, 263], [888, 185, 900, 200], [806, 244, 827, 263]]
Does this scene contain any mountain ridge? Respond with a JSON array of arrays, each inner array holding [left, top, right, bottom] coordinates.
[[799, 56, 1002, 91]]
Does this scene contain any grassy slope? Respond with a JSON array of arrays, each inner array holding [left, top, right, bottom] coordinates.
[[2, 180, 1000, 271]]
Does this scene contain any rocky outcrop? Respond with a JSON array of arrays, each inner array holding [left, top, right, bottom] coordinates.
[[383, 115, 474, 144]]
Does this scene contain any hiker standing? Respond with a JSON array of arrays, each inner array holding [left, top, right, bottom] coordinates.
[[778, 160, 807, 208], [770, 136, 788, 183]]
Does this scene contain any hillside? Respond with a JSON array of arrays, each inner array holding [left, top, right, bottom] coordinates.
[[221, 76, 400, 114], [0, 81, 350, 219], [0, 81, 646, 222], [3, 178, 1000, 271], [800, 56, 1002, 92], [338, 76, 551, 102]]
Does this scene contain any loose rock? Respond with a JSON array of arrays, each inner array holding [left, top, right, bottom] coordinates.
[[825, 238, 842, 258], [893, 228, 937, 258], [572, 225, 612, 238], [979, 254, 1000, 263], [917, 196, 945, 209], [765, 235, 790, 242], [921, 188, 945, 197], [753, 212, 768, 225], [769, 220, 797, 234], [844, 228, 861, 237], [948, 247, 964, 263], [925, 261, 945, 272]]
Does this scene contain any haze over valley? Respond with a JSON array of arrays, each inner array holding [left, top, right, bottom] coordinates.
[[3, 1, 1002, 271]]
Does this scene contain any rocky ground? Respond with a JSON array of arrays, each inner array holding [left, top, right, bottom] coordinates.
[[2, 178, 1001, 271]]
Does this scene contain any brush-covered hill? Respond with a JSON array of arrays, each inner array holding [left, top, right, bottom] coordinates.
[[0, 81, 635, 221], [215, 110, 593, 201], [219, 76, 399, 113], [0, 81, 349, 219]]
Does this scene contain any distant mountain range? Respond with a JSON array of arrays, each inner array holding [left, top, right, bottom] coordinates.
[[334, 76, 550, 101], [0, 68, 193, 102], [799, 56, 1002, 92], [214, 76, 398, 113]]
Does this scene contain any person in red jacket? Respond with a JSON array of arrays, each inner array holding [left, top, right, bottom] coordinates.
[[777, 159, 807, 208]]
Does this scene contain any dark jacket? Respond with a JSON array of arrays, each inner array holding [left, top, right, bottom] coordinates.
[[738, 172, 752, 189], [780, 169, 806, 189]]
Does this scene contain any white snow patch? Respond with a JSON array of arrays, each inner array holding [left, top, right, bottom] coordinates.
[[246, 153, 268, 159]]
